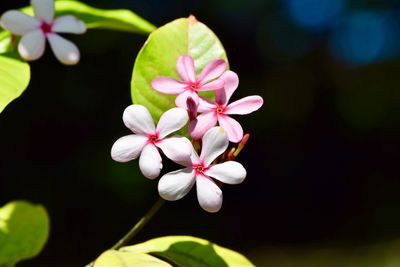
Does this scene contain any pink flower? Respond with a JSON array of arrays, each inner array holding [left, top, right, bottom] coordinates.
[[0, 0, 86, 64], [190, 71, 264, 143], [111, 105, 192, 179], [158, 127, 247, 213], [151, 55, 226, 108]]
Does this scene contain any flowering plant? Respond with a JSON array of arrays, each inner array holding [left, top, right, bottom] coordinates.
[[0, 0, 262, 266]]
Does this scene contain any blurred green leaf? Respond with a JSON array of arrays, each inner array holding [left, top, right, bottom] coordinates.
[[0, 200, 50, 267], [0, 0, 156, 53], [130, 16, 228, 123], [120, 235, 255, 267], [94, 251, 172, 267], [0, 54, 30, 113]]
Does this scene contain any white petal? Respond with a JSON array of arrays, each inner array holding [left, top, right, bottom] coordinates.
[[111, 134, 147, 162], [158, 168, 196, 201], [196, 175, 222, 213], [122, 105, 155, 135], [200, 127, 229, 166], [52, 15, 86, 34], [156, 136, 192, 166], [156, 107, 188, 139], [139, 144, 162, 179], [0, 10, 40, 35], [18, 29, 46, 61], [32, 0, 54, 22], [47, 33, 80, 65], [205, 161, 246, 184]]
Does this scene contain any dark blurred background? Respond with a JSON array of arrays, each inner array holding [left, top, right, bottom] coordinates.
[[1, 0, 400, 266]]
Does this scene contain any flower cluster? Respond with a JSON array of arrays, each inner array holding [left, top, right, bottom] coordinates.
[[112, 55, 263, 212], [0, 0, 86, 65]]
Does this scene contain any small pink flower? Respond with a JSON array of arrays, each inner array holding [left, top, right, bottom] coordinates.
[[190, 71, 264, 143], [158, 127, 247, 213], [151, 55, 226, 108], [0, 0, 86, 64], [111, 105, 192, 179]]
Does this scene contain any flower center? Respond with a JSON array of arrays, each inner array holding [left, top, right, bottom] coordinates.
[[215, 105, 225, 114], [193, 163, 207, 175], [40, 21, 53, 35], [148, 133, 159, 144], [188, 82, 200, 92]]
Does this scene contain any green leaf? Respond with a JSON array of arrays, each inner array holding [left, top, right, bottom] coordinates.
[[0, 200, 50, 267], [120, 235, 255, 267], [0, 54, 30, 113], [94, 251, 172, 267], [130, 16, 228, 122], [0, 0, 156, 53]]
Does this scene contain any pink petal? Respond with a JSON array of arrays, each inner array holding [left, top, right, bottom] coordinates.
[[156, 136, 192, 166], [139, 144, 162, 179], [205, 161, 246, 184], [218, 115, 243, 143], [151, 77, 188, 94], [196, 175, 223, 213], [158, 168, 196, 201], [199, 58, 226, 83], [47, 33, 80, 65], [156, 107, 188, 138], [175, 90, 199, 109], [215, 71, 239, 105], [52, 15, 86, 34], [32, 0, 54, 23], [189, 111, 217, 141], [197, 79, 224, 92], [18, 29, 46, 61], [176, 55, 196, 83], [123, 105, 155, 135], [0, 10, 40, 35], [111, 134, 147, 162], [200, 127, 229, 166], [198, 97, 215, 113], [225, 95, 264, 115]]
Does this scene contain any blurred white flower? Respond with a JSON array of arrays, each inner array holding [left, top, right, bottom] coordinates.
[[0, 0, 86, 65]]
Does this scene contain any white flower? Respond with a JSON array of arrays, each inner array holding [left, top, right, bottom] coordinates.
[[111, 105, 192, 180], [158, 127, 247, 213], [0, 0, 86, 65]]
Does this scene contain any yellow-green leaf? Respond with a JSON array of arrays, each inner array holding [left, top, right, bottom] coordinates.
[[93, 251, 172, 267]]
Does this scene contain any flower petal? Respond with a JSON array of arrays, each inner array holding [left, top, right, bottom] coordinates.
[[47, 33, 80, 65], [156, 136, 192, 166], [156, 107, 188, 138], [218, 115, 243, 143], [225, 96, 264, 115], [197, 97, 215, 113], [215, 71, 239, 105], [151, 77, 188, 94], [205, 161, 246, 184], [197, 79, 224, 91], [52, 15, 86, 34], [200, 127, 229, 166], [158, 168, 196, 201], [123, 105, 155, 135], [111, 134, 147, 162], [32, 0, 54, 22], [176, 55, 196, 83], [0, 10, 40, 35], [175, 90, 199, 109], [196, 175, 222, 213], [189, 111, 217, 141], [139, 144, 162, 179], [18, 29, 46, 61], [199, 58, 226, 83]]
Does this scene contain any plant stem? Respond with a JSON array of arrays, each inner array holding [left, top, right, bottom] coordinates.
[[85, 197, 166, 267]]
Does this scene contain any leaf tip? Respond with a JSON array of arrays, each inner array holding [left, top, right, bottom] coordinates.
[[188, 15, 198, 24]]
